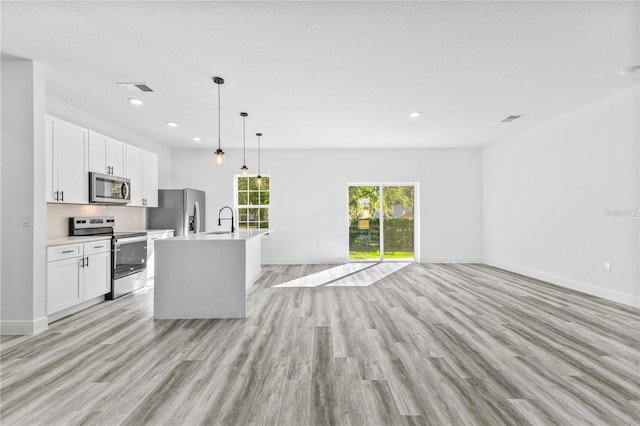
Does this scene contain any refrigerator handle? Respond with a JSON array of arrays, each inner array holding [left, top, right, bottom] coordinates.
[[194, 201, 201, 233]]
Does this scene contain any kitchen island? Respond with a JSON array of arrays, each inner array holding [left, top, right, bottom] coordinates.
[[153, 229, 271, 319]]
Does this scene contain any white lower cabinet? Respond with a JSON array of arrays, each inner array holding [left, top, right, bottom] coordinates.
[[46, 256, 83, 314], [83, 251, 111, 299], [46, 241, 111, 316]]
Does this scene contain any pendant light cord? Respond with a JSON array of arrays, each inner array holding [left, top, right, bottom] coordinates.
[[217, 83, 221, 150], [258, 134, 261, 175], [243, 116, 246, 165]]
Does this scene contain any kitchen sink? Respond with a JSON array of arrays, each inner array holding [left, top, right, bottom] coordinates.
[[205, 231, 231, 235]]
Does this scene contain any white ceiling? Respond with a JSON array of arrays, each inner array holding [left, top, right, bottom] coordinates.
[[2, 1, 638, 150]]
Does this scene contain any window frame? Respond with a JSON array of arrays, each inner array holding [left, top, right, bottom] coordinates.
[[234, 174, 271, 232]]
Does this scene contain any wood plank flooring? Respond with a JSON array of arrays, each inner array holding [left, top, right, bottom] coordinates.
[[1, 263, 639, 425]]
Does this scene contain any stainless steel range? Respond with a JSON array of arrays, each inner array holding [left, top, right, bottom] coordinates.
[[70, 216, 147, 299]]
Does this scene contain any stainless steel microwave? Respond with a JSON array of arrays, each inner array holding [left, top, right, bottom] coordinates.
[[89, 172, 131, 204]]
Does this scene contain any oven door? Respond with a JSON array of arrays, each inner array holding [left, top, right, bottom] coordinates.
[[113, 235, 147, 279]]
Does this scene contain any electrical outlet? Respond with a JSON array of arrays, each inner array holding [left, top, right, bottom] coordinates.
[[604, 262, 611, 272], [21, 214, 30, 227]]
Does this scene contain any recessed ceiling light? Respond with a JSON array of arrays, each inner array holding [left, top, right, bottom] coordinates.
[[166, 121, 178, 127], [128, 98, 143, 106], [409, 111, 421, 118], [619, 65, 640, 76], [192, 137, 202, 142]]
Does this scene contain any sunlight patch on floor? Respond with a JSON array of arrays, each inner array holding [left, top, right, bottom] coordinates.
[[272, 262, 410, 288]]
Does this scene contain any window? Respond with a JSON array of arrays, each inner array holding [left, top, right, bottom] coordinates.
[[235, 175, 270, 229]]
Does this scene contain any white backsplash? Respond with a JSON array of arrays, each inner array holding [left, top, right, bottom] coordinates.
[[47, 204, 147, 237]]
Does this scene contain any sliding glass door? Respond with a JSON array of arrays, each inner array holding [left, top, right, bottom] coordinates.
[[348, 184, 416, 261], [349, 186, 381, 260]]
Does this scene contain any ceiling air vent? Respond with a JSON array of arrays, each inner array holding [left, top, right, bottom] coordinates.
[[116, 82, 154, 92], [500, 114, 524, 123]]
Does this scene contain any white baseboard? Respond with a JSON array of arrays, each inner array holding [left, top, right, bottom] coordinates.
[[264, 257, 484, 265], [484, 258, 640, 308], [1, 316, 48, 335], [262, 258, 346, 265], [420, 257, 483, 263]]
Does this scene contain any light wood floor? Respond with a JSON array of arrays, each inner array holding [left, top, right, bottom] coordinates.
[[1, 263, 639, 425]]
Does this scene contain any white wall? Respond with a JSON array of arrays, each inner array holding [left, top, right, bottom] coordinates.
[[1, 59, 48, 334], [483, 86, 640, 307], [171, 148, 483, 264], [46, 96, 172, 188]]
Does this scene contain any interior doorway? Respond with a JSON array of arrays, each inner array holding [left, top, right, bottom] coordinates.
[[348, 184, 417, 262]]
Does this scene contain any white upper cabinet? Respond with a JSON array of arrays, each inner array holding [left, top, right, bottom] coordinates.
[[89, 131, 125, 176], [45, 117, 55, 203], [107, 138, 126, 176], [46, 115, 158, 207], [45, 115, 89, 204], [125, 145, 143, 206], [142, 151, 159, 207], [88, 131, 108, 174], [125, 146, 158, 207]]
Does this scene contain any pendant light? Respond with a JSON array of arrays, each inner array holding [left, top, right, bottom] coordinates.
[[213, 76, 225, 167], [256, 132, 263, 187], [240, 112, 249, 176]]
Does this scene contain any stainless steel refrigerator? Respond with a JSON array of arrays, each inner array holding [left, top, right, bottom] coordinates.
[[147, 189, 206, 236]]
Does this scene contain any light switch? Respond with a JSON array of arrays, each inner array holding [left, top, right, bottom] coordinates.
[[604, 262, 611, 272], [21, 214, 30, 227]]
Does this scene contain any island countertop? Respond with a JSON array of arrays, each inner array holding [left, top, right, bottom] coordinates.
[[166, 229, 272, 241]]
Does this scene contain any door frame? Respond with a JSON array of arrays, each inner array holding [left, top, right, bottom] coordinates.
[[347, 182, 420, 263]]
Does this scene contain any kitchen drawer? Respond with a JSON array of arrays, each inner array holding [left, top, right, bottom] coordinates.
[[47, 244, 82, 262], [148, 230, 174, 241], [84, 240, 111, 255]]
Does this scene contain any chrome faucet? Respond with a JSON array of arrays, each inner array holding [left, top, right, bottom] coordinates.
[[218, 206, 235, 233]]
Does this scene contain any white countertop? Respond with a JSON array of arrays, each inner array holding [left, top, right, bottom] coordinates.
[[47, 235, 112, 246], [47, 229, 173, 246], [166, 229, 272, 241]]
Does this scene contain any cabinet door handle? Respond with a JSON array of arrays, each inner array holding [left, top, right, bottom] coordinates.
[[94, 245, 105, 249], [62, 250, 75, 254], [60, 191, 64, 202], [86, 256, 89, 267], [80, 257, 85, 268]]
